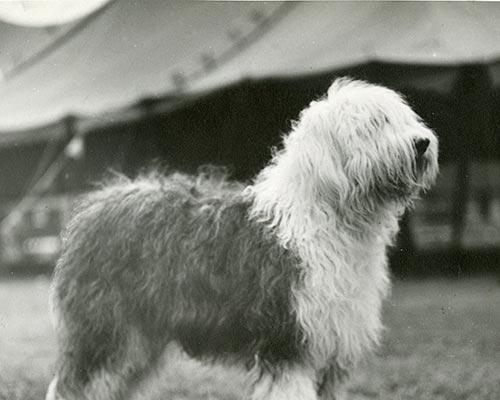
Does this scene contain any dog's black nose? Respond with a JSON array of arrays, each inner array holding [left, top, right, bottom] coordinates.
[[414, 138, 430, 158]]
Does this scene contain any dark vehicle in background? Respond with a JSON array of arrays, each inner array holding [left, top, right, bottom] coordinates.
[[0, 195, 73, 272]]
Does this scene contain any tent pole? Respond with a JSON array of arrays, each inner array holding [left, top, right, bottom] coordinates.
[[450, 65, 493, 269]]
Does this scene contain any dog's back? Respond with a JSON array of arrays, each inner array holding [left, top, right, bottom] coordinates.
[[50, 169, 303, 399]]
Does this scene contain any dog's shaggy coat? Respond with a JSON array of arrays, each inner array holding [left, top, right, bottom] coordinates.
[[47, 78, 438, 400]]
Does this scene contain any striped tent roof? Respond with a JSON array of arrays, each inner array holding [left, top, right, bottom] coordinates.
[[1, 1, 500, 132]]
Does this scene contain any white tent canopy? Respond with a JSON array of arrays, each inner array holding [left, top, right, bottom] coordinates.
[[0, 0, 109, 27], [1, 1, 500, 131]]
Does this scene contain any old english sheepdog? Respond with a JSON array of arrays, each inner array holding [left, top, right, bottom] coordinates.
[[46, 78, 438, 400]]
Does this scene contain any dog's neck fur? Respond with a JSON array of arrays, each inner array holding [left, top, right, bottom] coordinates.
[[249, 128, 398, 369], [249, 128, 402, 249]]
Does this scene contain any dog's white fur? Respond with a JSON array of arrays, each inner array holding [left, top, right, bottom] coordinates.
[[249, 79, 437, 375], [47, 78, 438, 400]]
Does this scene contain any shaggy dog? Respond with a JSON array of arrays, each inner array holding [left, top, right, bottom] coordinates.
[[46, 78, 438, 400]]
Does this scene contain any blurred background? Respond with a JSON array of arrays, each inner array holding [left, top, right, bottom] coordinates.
[[1, 2, 500, 400], [1, 1, 500, 277]]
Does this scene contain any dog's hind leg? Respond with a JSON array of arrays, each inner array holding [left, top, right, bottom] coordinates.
[[250, 365, 318, 400], [49, 327, 153, 400]]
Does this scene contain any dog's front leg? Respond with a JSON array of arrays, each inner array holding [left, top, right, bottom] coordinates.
[[316, 362, 349, 400], [250, 364, 318, 400]]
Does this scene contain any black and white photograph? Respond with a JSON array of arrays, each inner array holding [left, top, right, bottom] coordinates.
[[0, 1, 499, 400]]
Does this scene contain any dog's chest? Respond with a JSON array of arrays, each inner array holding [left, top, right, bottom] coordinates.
[[292, 236, 390, 369]]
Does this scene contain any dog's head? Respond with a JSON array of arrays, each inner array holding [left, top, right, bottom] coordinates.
[[297, 78, 438, 209]]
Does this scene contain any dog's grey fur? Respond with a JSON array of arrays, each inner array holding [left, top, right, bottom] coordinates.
[[50, 168, 307, 399]]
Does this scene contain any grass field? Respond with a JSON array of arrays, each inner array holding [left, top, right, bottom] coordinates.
[[1, 276, 499, 400]]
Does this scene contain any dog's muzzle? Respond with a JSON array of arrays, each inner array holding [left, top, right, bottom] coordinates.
[[414, 138, 430, 158], [414, 137, 431, 171]]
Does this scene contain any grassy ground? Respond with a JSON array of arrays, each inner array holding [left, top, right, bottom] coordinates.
[[0, 276, 499, 400]]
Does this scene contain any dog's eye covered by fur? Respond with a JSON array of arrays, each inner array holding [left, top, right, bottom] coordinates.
[[47, 78, 438, 400]]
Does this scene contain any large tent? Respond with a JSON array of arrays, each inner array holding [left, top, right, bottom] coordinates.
[[1, 1, 500, 131], [1, 1, 500, 270]]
